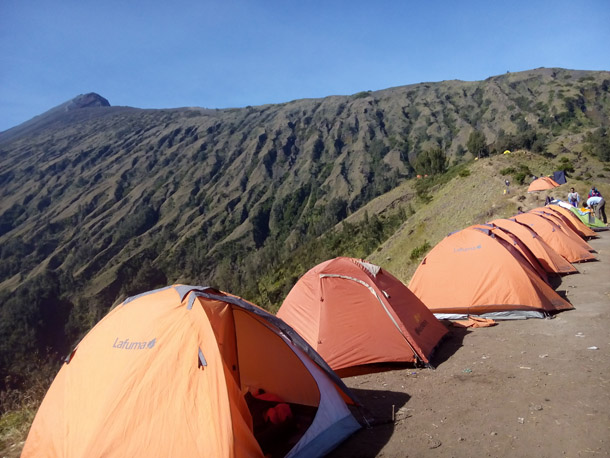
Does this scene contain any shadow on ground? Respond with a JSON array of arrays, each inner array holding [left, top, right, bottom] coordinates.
[[548, 259, 599, 305], [328, 388, 411, 458], [430, 325, 469, 367], [328, 328, 467, 458]]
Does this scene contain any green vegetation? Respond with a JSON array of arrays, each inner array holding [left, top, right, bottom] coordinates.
[[414, 147, 447, 175], [466, 130, 488, 158], [414, 178, 433, 203], [0, 271, 73, 391], [500, 163, 532, 185], [0, 352, 55, 454], [495, 125, 548, 154], [352, 91, 372, 99], [410, 240, 431, 261], [414, 162, 474, 203], [585, 127, 610, 162], [556, 157, 575, 174], [1, 406, 36, 453], [239, 206, 407, 312]]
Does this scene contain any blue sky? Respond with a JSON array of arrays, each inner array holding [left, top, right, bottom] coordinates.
[[1, 0, 609, 132]]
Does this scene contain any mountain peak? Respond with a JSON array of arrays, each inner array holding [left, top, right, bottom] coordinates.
[[65, 93, 110, 110], [0, 93, 111, 140]]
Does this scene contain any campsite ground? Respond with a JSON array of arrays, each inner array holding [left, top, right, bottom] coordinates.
[[331, 230, 610, 458]]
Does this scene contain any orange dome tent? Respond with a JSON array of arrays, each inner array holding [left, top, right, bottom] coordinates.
[[489, 218, 578, 275], [23, 286, 361, 458], [537, 205, 597, 238], [527, 176, 560, 192], [408, 227, 573, 319], [277, 257, 447, 375], [512, 212, 595, 262]]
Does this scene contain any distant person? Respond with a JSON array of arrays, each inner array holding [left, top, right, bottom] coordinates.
[[586, 192, 607, 224], [588, 187, 602, 198], [517, 206, 525, 214], [504, 179, 510, 194], [545, 195, 553, 206], [567, 187, 580, 207]]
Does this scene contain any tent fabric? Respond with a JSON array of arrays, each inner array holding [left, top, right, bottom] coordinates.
[[277, 257, 447, 373], [543, 205, 597, 238], [23, 285, 360, 458], [512, 213, 596, 263], [452, 316, 497, 328], [527, 176, 560, 192], [552, 170, 567, 185], [470, 224, 549, 283], [435, 310, 549, 320], [408, 228, 573, 318], [572, 208, 608, 231], [529, 208, 595, 249], [489, 218, 578, 275], [520, 211, 594, 253], [573, 207, 608, 229]]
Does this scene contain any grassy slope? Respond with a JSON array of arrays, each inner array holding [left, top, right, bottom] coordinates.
[[365, 150, 609, 284]]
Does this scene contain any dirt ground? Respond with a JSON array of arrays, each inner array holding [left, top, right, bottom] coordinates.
[[331, 230, 610, 458]]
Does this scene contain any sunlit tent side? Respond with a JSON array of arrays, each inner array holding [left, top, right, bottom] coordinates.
[[548, 203, 604, 234], [512, 213, 595, 263], [489, 218, 578, 275], [529, 209, 595, 249], [470, 223, 549, 283], [527, 176, 560, 192], [23, 285, 361, 458], [277, 257, 448, 375], [408, 228, 573, 320], [538, 205, 597, 238]]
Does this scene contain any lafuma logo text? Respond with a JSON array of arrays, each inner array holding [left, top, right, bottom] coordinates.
[[113, 337, 157, 350], [453, 244, 482, 253]]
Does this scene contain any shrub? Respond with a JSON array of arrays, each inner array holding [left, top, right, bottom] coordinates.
[[467, 130, 488, 158], [556, 160, 574, 174], [352, 91, 371, 99], [410, 240, 431, 261], [584, 128, 610, 162], [501, 164, 530, 185], [414, 148, 447, 175], [514, 172, 527, 185], [414, 179, 432, 203]]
